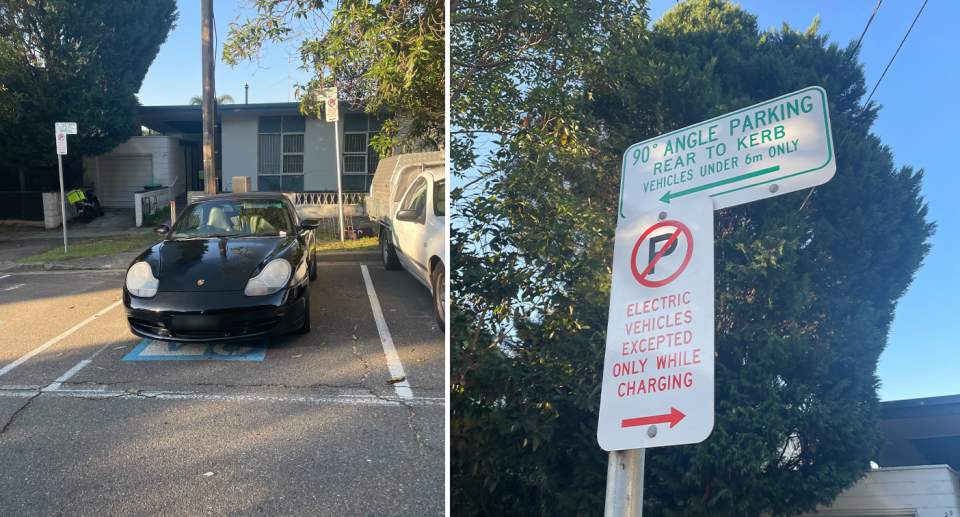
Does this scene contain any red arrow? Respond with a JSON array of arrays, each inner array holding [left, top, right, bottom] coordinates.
[[621, 407, 686, 429]]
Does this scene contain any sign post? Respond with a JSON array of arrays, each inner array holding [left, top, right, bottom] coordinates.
[[601, 86, 836, 516], [321, 87, 345, 243], [54, 122, 76, 253]]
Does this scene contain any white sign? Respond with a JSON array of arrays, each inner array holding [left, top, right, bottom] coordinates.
[[55, 132, 67, 155], [55, 122, 77, 135], [619, 86, 835, 219], [598, 196, 715, 451], [323, 87, 339, 122]]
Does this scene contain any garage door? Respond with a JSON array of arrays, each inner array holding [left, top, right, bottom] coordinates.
[[98, 155, 154, 208]]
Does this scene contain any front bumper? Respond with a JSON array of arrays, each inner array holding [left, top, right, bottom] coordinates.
[[123, 286, 307, 343]]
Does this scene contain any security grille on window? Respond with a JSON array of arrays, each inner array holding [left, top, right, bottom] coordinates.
[[342, 114, 383, 192], [258, 115, 306, 192]]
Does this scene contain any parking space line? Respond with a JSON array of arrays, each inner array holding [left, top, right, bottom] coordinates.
[[44, 329, 129, 391], [360, 265, 413, 400], [0, 300, 122, 379], [0, 388, 443, 406]]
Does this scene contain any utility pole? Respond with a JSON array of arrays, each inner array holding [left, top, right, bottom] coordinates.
[[201, 0, 217, 195]]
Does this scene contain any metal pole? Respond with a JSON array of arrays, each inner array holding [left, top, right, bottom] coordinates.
[[334, 119, 345, 242], [95, 156, 102, 196], [57, 154, 68, 253], [201, 0, 217, 196], [604, 449, 644, 517]]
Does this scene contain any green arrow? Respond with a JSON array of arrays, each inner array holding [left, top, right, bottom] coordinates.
[[659, 165, 781, 204]]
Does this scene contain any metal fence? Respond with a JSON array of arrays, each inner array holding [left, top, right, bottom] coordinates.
[[0, 191, 44, 221], [294, 191, 366, 206]]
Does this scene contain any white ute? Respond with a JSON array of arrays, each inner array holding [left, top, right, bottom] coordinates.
[[367, 151, 446, 328]]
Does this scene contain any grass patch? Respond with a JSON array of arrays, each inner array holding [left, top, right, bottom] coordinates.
[[142, 206, 171, 227], [314, 236, 379, 253], [19, 233, 162, 263]]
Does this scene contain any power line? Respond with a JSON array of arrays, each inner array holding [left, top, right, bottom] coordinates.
[[799, 0, 928, 212], [827, 0, 882, 95], [836, 0, 929, 152]]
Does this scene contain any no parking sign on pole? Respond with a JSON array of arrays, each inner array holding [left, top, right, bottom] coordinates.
[[598, 195, 715, 452]]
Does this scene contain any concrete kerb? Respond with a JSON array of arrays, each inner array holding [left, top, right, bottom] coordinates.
[[0, 250, 381, 272], [315, 251, 381, 263]]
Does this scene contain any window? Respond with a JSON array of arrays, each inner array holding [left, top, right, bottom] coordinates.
[[400, 177, 428, 223], [433, 179, 445, 217], [258, 115, 305, 192], [342, 114, 383, 192]]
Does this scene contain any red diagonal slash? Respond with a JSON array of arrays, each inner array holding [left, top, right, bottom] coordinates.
[[622, 407, 686, 428], [637, 228, 682, 280]]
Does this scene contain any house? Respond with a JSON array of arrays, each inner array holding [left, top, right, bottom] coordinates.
[[801, 394, 960, 517], [82, 102, 384, 221]]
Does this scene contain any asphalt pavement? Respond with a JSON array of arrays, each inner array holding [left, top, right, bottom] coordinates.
[[0, 263, 445, 516]]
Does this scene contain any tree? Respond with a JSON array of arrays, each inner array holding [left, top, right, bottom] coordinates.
[[188, 94, 235, 105], [451, 1, 935, 516], [0, 0, 178, 189], [222, 0, 444, 155]]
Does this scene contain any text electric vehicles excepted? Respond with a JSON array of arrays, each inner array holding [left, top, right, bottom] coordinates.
[[123, 192, 319, 342], [366, 152, 446, 328]]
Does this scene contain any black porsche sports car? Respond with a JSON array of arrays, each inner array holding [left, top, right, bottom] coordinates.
[[123, 192, 319, 342]]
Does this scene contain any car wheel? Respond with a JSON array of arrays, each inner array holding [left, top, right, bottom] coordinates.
[[309, 248, 317, 281], [293, 290, 311, 334], [431, 263, 445, 329], [381, 227, 402, 270]]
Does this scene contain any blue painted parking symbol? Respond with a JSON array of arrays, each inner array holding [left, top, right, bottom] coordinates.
[[123, 338, 269, 361]]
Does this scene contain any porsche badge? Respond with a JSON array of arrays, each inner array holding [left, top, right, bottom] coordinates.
[[197, 279, 205, 286]]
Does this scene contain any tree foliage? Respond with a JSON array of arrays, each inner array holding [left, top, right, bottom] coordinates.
[[0, 0, 178, 187], [222, 0, 444, 154], [451, 1, 935, 516]]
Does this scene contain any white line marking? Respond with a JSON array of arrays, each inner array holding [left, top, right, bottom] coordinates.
[[44, 330, 143, 391], [360, 265, 413, 399], [0, 275, 9, 281], [44, 360, 91, 391], [0, 389, 443, 406], [0, 300, 122, 378]]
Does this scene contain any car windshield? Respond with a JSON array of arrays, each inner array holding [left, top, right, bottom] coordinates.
[[168, 199, 294, 240]]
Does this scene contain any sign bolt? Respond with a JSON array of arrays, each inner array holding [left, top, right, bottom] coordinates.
[[658, 211, 667, 221], [647, 425, 657, 438], [769, 183, 779, 193]]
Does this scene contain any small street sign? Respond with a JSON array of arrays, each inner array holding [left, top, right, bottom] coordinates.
[[598, 196, 715, 451], [56, 132, 67, 155], [55, 122, 77, 135], [618, 86, 835, 219], [322, 87, 339, 122]]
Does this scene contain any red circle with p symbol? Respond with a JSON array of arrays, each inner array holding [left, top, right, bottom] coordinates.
[[630, 220, 694, 288]]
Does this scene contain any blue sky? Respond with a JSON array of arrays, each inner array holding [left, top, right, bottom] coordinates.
[[140, 1, 958, 402], [138, 1, 313, 106], [641, 0, 958, 403]]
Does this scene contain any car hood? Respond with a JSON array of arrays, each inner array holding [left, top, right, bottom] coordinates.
[[155, 237, 296, 292]]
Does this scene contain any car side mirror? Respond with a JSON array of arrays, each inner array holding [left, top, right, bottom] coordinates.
[[395, 209, 420, 223], [154, 224, 169, 236], [300, 218, 320, 230]]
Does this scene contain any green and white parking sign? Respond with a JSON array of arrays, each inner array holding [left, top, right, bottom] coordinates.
[[618, 86, 835, 219]]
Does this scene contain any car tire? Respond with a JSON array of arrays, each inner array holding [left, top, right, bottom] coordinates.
[[309, 248, 317, 281], [293, 290, 311, 334], [431, 263, 445, 329], [381, 227, 402, 271]]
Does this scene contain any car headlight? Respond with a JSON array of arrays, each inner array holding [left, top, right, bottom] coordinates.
[[126, 262, 159, 298], [244, 259, 292, 296]]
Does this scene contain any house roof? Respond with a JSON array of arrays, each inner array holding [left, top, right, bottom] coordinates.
[[136, 102, 364, 135], [879, 394, 960, 470]]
